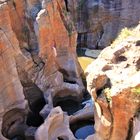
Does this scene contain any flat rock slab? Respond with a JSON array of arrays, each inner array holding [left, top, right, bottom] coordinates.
[[85, 49, 102, 58]]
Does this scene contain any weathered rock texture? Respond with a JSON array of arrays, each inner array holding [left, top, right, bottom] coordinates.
[[0, 0, 84, 139], [86, 25, 140, 140], [0, 2, 28, 139], [35, 0, 84, 106], [36, 104, 94, 140], [36, 107, 76, 140], [68, 0, 140, 49], [1, 0, 140, 139], [35, 0, 84, 118]]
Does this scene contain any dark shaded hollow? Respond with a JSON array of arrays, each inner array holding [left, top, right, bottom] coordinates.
[[70, 120, 95, 139], [64, 0, 69, 11], [136, 40, 140, 46], [23, 84, 46, 127], [1, 109, 27, 140], [63, 78, 77, 84], [57, 136, 69, 140], [95, 78, 112, 103], [26, 97, 45, 127], [126, 118, 133, 140], [59, 69, 77, 84], [77, 33, 88, 48], [53, 96, 83, 115], [115, 55, 127, 62], [58, 137, 64, 140], [136, 58, 140, 70]]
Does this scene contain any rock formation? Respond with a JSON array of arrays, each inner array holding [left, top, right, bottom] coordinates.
[[0, 2, 28, 139], [0, 0, 140, 140], [86, 25, 140, 140], [68, 0, 140, 49], [35, 0, 84, 118], [36, 104, 94, 140], [36, 107, 76, 140], [0, 0, 84, 139]]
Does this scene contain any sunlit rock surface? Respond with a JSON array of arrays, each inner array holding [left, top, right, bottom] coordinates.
[[0, 3, 27, 139], [36, 107, 76, 140], [86, 25, 140, 140]]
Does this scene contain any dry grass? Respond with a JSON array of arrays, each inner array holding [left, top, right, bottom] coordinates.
[[111, 27, 134, 47], [111, 25, 140, 48]]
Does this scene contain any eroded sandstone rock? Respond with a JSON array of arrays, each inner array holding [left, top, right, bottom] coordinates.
[[0, 3, 28, 139], [36, 107, 76, 140], [34, 0, 84, 116], [86, 26, 140, 140], [0, 0, 84, 139], [36, 101, 95, 140]]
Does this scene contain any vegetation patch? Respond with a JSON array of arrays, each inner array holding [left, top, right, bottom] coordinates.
[[131, 87, 140, 95], [111, 27, 133, 48]]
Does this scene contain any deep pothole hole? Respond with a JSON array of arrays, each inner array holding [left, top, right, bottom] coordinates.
[[53, 96, 84, 115], [23, 84, 46, 127], [26, 97, 46, 127], [1, 109, 27, 140]]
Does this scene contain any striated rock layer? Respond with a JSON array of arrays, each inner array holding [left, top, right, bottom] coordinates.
[[68, 0, 140, 49], [86, 25, 140, 140]]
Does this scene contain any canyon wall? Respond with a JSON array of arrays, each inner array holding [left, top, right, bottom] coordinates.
[[0, 0, 84, 139], [68, 0, 140, 49]]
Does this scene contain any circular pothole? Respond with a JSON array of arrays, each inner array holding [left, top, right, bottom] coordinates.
[[53, 96, 84, 115]]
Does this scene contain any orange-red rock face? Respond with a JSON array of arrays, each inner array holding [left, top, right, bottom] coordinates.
[[0, 2, 26, 117], [0, 0, 83, 139], [0, 3, 27, 139], [36, 0, 78, 72], [7, 0, 26, 46], [35, 0, 84, 99]]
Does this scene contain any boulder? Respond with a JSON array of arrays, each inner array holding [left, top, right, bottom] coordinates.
[[86, 26, 140, 139], [35, 107, 76, 140]]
